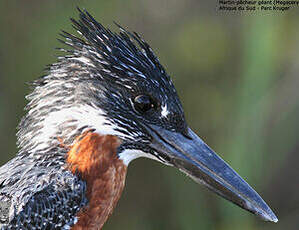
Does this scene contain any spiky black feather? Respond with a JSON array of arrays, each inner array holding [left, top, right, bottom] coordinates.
[[57, 8, 169, 84]]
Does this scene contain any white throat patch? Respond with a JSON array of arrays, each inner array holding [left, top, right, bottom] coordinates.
[[29, 105, 127, 152], [118, 149, 157, 166]]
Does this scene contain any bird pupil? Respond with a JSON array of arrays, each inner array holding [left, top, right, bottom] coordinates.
[[134, 95, 154, 113]]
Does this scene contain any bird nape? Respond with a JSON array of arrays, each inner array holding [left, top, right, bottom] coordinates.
[[0, 8, 277, 230]]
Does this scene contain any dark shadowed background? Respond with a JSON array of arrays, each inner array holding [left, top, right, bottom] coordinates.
[[0, 0, 298, 229]]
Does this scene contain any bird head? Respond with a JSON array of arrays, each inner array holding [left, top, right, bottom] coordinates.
[[17, 9, 277, 223]]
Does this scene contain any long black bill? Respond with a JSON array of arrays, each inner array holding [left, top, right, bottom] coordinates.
[[147, 124, 278, 222]]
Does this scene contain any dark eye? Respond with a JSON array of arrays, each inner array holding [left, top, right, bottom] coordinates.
[[133, 95, 156, 113]]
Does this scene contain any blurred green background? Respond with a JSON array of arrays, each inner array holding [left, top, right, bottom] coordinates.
[[0, 0, 298, 229]]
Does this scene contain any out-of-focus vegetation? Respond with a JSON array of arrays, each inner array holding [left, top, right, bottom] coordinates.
[[0, 1, 298, 229]]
